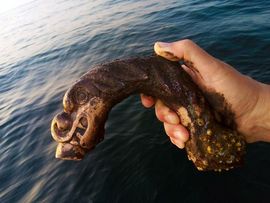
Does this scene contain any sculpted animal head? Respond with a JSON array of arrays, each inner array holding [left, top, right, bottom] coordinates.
[[51, 77, 108, 160]]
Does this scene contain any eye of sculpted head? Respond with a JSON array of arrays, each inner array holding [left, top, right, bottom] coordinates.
[[72, 86, 90, 105]]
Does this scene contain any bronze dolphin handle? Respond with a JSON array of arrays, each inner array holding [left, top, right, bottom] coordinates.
[[51, 56, 246, 171]]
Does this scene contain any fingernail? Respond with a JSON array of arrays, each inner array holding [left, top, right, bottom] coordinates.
[[177, 142, 185, 149], [157, 42, 171, 48], [165, 114, 179, 124], [155, 42, 173, 53]]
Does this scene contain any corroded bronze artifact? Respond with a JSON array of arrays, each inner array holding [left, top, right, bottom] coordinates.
[[51, 56, 246, 171]]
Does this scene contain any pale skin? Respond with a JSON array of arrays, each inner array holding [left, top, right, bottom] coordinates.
[[141, 39, 270, 149]]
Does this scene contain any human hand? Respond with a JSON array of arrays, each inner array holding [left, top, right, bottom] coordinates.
[[141, 39, 270, 148]]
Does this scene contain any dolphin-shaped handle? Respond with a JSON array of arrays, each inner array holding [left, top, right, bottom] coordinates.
[[51, 56, 246, 171]]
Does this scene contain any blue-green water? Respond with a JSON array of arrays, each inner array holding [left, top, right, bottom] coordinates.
[[1, 0, 270, 202]]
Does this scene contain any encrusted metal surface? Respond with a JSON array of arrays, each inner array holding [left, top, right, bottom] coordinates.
[[51, 56, 246, 171]]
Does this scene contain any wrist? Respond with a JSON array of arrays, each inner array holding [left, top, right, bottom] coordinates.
[[247, 83, 270, 142]]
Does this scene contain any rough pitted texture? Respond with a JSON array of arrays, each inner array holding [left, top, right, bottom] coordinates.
[[51, 56, 246, 171]]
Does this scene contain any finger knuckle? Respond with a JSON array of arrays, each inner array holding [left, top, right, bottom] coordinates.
[[177, 39, 194, 48]]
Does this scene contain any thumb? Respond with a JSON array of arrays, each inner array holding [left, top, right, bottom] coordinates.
[[154, 40, 218, 73], [154, 40, 240, 88]]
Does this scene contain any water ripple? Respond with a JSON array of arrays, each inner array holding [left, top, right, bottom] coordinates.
[[0, 0, 270, 202]]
